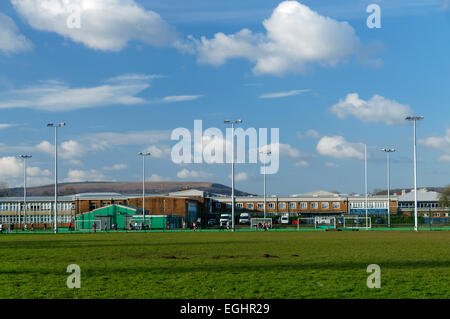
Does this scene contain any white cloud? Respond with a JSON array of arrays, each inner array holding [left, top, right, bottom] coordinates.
[[86, 130, 170, 151], [419, 129, 450, 150], [64, 169, 107, 182], [193, 1, 363, 75], [294, 160, 309, 167], [0, 13, 32, 54], [331, 93, 413, 125], [0, 124, 16, 130], [325, 162, 340, 168], [143, 145, 171, 159], [297, 129, 320, 139], [437, 154, 450, 162], [0, 75, 150, 111], [316, 136, 364, 160], [177, 169, 212, 179], [259, 89, 310, 99], [0, 156, 51, 187], [148, 174, 170, 182], [419, 128, 450, 162], [160, 95, 203, 103], [229, 172, 249, 182], [36, 140, 85, 159], [11, 0, 178, 51], [103, 164, 127, 171]]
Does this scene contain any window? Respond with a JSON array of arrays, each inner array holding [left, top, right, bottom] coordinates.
[[257, 203, 264, 210], [236, 203, 243, 209], [445, 213, 449, 217], [216, 203, 222, 209], [279, 202, 286, 209], [433, 213, 440, 217], [288, 202, 297, 209], [332, 202, 341, 209], [246, 203, 254, 209], [311, 202, 318, 209], [423, 213, 429, 217], [268, 202, 276, 209], [321, 202, 329, 209], [300, 202, 308, 209]]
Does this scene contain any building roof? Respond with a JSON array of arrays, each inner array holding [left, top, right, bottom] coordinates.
[[398, 189, 440, 202], [0, 196, 73, 202]]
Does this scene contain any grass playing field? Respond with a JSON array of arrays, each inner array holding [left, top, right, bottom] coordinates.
[[0, 230, 448, 299]]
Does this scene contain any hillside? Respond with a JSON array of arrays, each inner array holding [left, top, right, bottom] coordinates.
[[3, 182, 252, 197]]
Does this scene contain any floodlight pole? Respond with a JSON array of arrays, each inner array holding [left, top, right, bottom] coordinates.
[[20, 155, 32, 229], [47, 122, 65, 234], [138, 152, 151, 221], [406, 116, 423, 232], [365, 144, 368, 230], [381, 148, 395, 228], [260, 150, 271, 219], [224, 119, 242, 232]]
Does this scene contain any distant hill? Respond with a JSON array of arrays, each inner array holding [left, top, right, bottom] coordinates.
[[3, 182, 252, 197]]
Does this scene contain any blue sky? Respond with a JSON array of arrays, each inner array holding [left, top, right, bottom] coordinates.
[[0, 0, 449, 195]]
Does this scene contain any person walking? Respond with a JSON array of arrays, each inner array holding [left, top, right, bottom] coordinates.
[[93, 222, 97, 233]]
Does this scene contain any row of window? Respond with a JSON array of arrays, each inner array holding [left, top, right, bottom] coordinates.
[[399, 202, 441, 208], [350, 202, 388, 209], [0, 215, 73, 223], [0, 202, 74, 212], [422, 213, 449, 217], [217, 201, 342, 210]]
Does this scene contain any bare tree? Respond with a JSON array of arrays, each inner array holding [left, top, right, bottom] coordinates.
[[439, 185, 450, 208]]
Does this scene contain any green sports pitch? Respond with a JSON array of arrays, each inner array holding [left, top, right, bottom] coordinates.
[[0, 230, 448, 299]]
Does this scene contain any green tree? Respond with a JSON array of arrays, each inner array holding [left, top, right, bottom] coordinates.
[[439, 185, 450, 208]]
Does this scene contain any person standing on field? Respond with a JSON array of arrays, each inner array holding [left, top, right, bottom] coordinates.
[[93, 222, 97, 233]]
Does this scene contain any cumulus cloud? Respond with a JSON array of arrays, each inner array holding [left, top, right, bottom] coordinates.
[[316, 136, 364, 160], [36, 140, 86, 159], [0, 156, 51, 187], [0, 13, 32, 54], [11, 0, 178, 51], [160, 95, 203, 103], [294, 160, 309, 167], [143, 145, 171, 159], [64, 169, 107, 182], [0, 75, 150, 111], [177, 169, 212, 179], [0, 124, 16, 130], [103, 164, 127, 171], [419, 128, 450, 162], [297, 129, 320, 139], [192, 1, 363, 75], [229, 172, 249, 182], [148, 174, 170, 182], [325, 162, 340, 168], [259, 89, 310, 99], [331, 93, 413, 125]]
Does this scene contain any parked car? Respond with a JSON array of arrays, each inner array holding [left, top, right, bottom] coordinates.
[[208, 218, 218, 226], [280, 215, 289, 224], [239, 213, 251, 224]]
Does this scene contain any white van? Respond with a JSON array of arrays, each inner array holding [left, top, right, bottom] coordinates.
[[239, 213, 250, 224], [280, 215, 289, 224], [219, 214, 231, 227]]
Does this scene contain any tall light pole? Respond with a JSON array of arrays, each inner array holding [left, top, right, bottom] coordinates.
[[381, 148, 395, 228], [406, 116, 424, 232], [224, 119, 242, 232], [364, 144, 368, 230], [19, 155, 32, 229], [138, 152, 151, 222], [47, 122, 65, 234], [260, 150, 271, 219]]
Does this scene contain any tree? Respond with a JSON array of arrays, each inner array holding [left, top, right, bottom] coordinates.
[[439, 185, 450, 208]]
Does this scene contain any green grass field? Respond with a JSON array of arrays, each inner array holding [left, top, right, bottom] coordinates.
[[0, 230, 449, 299]]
